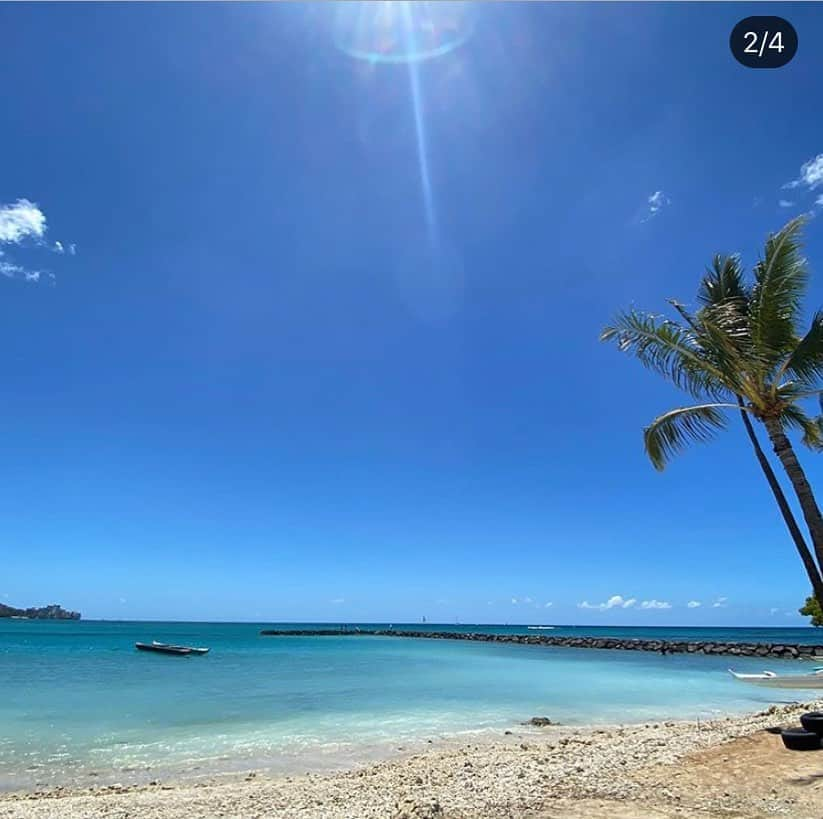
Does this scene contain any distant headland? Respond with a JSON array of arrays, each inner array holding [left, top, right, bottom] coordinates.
[[0, 602, 80, 620]]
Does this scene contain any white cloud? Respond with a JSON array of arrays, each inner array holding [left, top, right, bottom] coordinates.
[[119, 597, 127, 604], [69, 243, 76, 255], [648, 190, 669, 213], [638, 190, 671, 224], [511, 597, 518, 605], [330, 597, 345, 604], [1, 260, 23, 278], [711, 596, 728, 608], [687, 600, 701, 609], [544, 602, 553, 608], [640, 599, 672, 610], [770, 607, 779, 615], [816, 195, 823, 207], [785, 154, 823, 190], [0, 198, 70, 284], [779, 200, 795, 208], [0, 199, 46, 244], [523, 596, 533, 604], [578, 594, 636, 611]]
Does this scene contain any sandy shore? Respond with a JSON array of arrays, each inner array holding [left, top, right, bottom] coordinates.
[[3, 701, 823, 819]]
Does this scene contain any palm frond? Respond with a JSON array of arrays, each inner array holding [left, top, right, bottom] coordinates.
[[781, 403, 823, 451], [698, 254, 750, 309], [600, 311, 726, 398], [750, 217, 809, 364], [695, 304, 766, 404], [644, 404, 733, 471], [775, 311, 823, 389]]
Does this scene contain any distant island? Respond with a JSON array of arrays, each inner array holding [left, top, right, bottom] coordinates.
[[0, 602, 80, 620]]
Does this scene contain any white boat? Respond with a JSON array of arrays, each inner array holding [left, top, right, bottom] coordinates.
[[728, 669, 777, 680], [729, 668, 823, 688]]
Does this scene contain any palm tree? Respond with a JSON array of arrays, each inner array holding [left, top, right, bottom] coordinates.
[[601, 217, 823, 605]]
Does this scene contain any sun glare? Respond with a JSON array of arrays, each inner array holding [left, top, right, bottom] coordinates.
[[332, 1, 474, 65]]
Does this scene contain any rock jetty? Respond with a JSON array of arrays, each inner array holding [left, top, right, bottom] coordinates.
[[258, 628, 823, 659]]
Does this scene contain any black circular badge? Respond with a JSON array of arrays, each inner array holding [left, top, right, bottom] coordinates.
[[730, 17, 798, 68]]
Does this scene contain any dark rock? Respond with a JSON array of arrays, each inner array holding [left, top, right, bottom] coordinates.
[[524, 717, 553, 727]]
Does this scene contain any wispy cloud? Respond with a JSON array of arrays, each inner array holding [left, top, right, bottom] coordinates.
[[784, 154, 823, 190], [711, 596, 728, 608], [511, 597, 518, 605], [770, 607, 779, 615], [640, 599, 671, 610], [0, 198, 71, 284], [330, 597, 345, 605], [1, 259, 23, 278], [687, 600, 701, 609], [779, 199, 795, 208], [544, 602, 553, 608], [640, 190, 671, 223], [578, 594, 636, 611]]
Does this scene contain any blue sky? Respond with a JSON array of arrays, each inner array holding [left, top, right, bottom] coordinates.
[[1, 3, 823, 624]]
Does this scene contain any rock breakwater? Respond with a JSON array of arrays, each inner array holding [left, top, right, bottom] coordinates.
[[258, 629, 823, 659]]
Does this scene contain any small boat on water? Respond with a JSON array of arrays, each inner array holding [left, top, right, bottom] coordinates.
[[729, 668, 823, 688], [728, 669, 777, 680], [135, 641, 210, 656]]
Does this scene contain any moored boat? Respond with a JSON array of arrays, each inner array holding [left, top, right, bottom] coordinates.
[[728, 669, 777, 680], [135, 641, 210, 656], [152, 640, 210, 655]]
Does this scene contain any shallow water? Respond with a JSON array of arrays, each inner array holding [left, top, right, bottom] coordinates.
[[1, 620, 819, 789]]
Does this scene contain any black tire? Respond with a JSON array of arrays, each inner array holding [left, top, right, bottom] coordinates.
[[800, 712, 823, 736], [781, 728, 821, 751]]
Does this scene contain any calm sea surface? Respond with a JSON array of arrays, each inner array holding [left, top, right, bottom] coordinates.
[[2, 620, 821, 790]]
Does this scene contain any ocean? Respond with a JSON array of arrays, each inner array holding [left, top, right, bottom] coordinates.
[[2, 620, 820, 790]]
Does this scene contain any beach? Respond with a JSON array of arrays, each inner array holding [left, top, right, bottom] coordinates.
[[3, 700, 823, 819], [6, 622, 823, 798]]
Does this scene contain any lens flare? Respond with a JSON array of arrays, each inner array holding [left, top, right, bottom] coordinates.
[[333, 2, 474, 246], [333, 1, 474, 65]]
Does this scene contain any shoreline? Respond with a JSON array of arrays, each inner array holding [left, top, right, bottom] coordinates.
[[3, 701, 823, 818], [0, 695, 798, 795], [260, 629, 823, 659]]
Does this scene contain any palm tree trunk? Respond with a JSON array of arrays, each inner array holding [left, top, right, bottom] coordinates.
[[763, 417, 823, 594], [739, 402, 823, 605]]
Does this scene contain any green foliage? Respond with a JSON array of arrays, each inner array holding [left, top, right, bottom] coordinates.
[[799, 595, 823, 627], [601, 217, 823, 468]]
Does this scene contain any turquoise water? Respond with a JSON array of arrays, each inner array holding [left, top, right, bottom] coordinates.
[[2, 620, 821, 790]]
